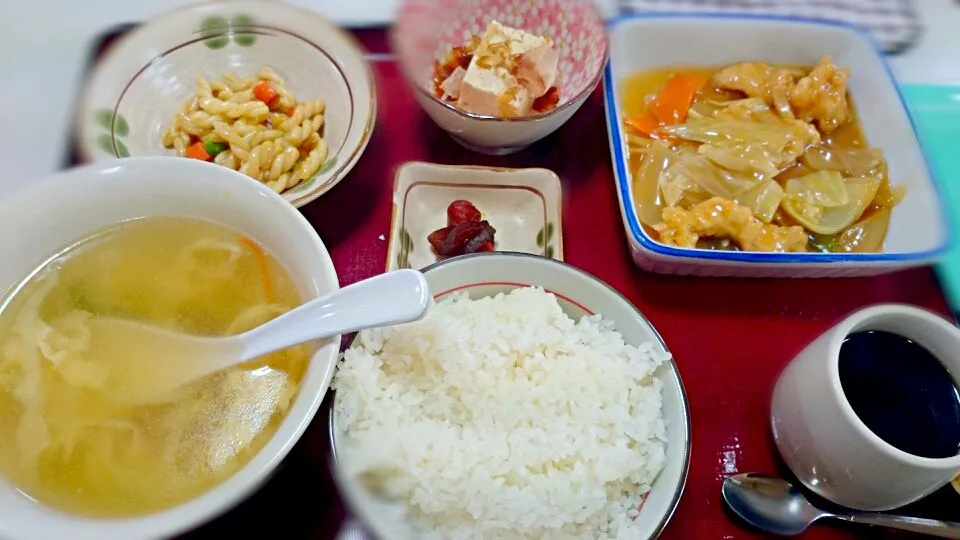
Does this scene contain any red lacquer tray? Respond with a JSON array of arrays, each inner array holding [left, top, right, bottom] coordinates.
[[69, 26, 957, 540]]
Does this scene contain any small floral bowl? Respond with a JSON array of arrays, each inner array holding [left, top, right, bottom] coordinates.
[[77, 0, 376, 208], [392, 0, 608, 155]]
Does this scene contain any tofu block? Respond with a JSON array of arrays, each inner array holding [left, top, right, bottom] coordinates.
[[455, 21, 559, 118], [440, 66, 467, 100], [516, 41, 560, 99]]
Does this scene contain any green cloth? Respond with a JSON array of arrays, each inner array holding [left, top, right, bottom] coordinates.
[[901, 84, 960, 310]]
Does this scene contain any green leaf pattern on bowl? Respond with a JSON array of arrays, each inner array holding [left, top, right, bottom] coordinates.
[[397, 228, 414, 269], [286, 157, 338, 197], [232, 14, 257, 47], [96, 134, 130, 158], [536, 222, 555, 257], [200, 14, 257, 49], [200, 16, 230, 49], [317, 156, 338, 176], [94, 110, 112, 130], [94, 109, 130, 158]]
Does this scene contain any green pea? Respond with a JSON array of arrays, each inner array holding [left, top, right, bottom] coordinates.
[[203, 139, 228, 158]]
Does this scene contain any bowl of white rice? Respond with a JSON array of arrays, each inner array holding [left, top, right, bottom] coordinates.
[[329, 252, 691, 539]]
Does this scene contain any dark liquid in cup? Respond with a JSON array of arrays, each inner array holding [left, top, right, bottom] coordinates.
[[838, 330, 960, 459]]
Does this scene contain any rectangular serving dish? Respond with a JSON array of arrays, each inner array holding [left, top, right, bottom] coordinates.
[[385, 162, 563, 271], [603, 14, 951, 278]]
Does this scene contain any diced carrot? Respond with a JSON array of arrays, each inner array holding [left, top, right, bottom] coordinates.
[[185, 141, 211, 161], [625, 114, 660, 137], [285, 107, 296, 117], [238, 235, 275, 303], [648, 73, 709, 125], [253, 80, 278, 105]]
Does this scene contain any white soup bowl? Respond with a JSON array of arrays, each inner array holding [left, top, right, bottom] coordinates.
[[0, 157, 340, 540]]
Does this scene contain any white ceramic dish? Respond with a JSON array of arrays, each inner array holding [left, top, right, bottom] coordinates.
[[392, 0, 608, 155], [603, 14, 950, 278], [329, 252, 691, 539], [385, 162, 564, 271], [0, 158, 340, 540], [77, 0, 376, 208]]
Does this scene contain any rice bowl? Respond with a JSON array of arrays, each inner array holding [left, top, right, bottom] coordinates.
[[329, 253, 690, 539]]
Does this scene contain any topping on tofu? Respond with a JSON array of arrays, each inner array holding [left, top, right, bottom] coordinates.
[[433, 21, 560, 118]]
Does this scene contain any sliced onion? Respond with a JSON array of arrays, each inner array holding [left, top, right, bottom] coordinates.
[[688, 101, 723, 119], [816, 177, 882, 233], [660, 170, 694, 207], [734, 180, 784, 223], [627, 132, 653, 151], [801, 146, 884, 177], [869, 158, 889, 182], [781, 176, 882, 235], [836, 209, 891, 253], [700, 142, 779, 178], [662, 116, 817, 170], [785, 170, 850, 208], [658, 148, 705, 207], [632, 141, 675, 226], [661, 117, 793, 155], [709, 98, 770, 119], [872, 176, 907, 210], [771, 87, 793, 119], [668, 152, 759, 201]]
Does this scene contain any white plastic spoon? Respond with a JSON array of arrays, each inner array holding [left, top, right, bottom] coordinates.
[[85, 269, 430, 404]]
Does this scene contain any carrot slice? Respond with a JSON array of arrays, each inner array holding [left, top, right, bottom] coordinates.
[[625, 114, 660, 137], [238, 235, 275, 303], [624, 114, 676, 142], [253, 80, 278, 105], [648, 73, 709, 125], [185, 141, 211, 161]]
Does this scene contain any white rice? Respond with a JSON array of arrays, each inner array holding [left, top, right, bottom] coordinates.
[[332, 286, 670, 539]]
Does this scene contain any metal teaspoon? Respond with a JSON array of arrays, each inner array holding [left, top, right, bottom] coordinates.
[[722, 473, 960, 538]]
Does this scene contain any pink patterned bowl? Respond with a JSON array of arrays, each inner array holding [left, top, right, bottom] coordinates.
[[392, 0, 608, 155]]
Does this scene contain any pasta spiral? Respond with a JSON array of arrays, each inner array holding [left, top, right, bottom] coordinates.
[[161, 66, 331, 195]]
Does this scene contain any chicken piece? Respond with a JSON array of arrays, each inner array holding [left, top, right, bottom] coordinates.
[[655, 197, 808, 252], [781, 118, 822, 167], [712, 62, 804, 118], [789, 56, 851, 134]]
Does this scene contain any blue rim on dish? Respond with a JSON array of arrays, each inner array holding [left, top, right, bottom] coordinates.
[[603, 12, 953, 264]]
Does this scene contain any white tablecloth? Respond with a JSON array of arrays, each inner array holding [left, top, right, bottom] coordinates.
[[0, 0, 956, 201]]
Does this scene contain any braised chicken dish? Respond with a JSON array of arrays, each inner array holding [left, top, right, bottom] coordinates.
[[621, 57, 904, 253]]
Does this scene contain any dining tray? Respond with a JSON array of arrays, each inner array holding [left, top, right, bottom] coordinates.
[[66, 25, 957, 540]]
